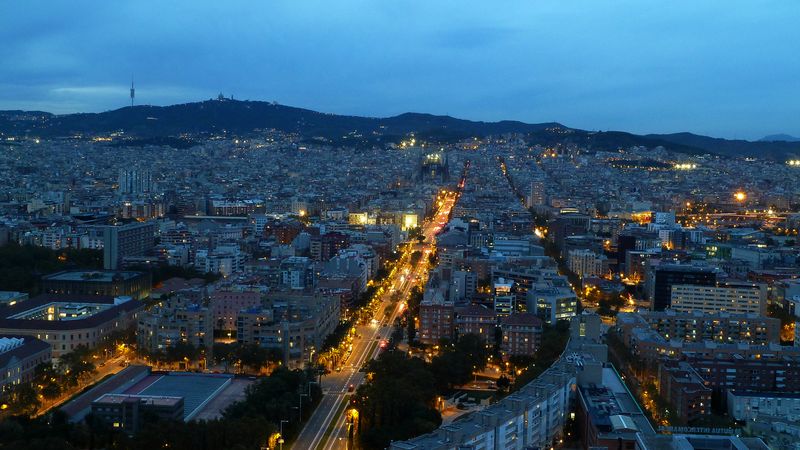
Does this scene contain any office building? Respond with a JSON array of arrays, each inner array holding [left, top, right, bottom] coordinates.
[[728, 390, 800, 422], [0, 292, 28, 307], [670, 282, 767, 316], [0, 295, 142, 358], [528, 283, 578, 324], [646, 265, 716, 311], [41, 270, 151, 301], [493, 278, 515, 316], [103, 222, 156, 270], [91, 394, 183, 433], [636, 434, 768, 450]]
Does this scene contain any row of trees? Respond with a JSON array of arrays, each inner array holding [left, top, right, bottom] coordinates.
[[353, 333, 492, 449], [1, 345, 98, 417], [0, 367, 322, 450], [0, 243, 103, 294], [212, 342, 283, 374]]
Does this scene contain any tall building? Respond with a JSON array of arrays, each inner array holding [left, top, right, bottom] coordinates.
[[103, 222, 156, 270], [568, 249, 607, 278], [526, 178, 546, 208], [493, 278, 515, 316], [646, 264, 716, 311], [418, 294, 454, 345], [117, 169, 153, 195]]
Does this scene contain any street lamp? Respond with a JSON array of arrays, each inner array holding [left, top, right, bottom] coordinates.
[[294, 393, 308, 419], [277, 419, 288, 450]]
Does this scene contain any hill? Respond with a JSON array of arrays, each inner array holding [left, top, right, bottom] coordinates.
[[2, 99, 799, 158], [646, 132, 800, 159], [760, 134, 800, 142]]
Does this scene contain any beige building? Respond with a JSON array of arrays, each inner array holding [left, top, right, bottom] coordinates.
[[670, 282, 767, 315], [237, 291, 340, 368], [0, 294, 142, 358], [137, 296, 212, 354]]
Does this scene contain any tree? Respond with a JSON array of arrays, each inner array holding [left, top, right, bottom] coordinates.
[[58, 345, 97, 385], [5, 383, 41, 416], [175, 342, 201, 362], [0, 243, 102, 294], [41, 381, 62, 400], [237, 343, 278, 373], [406, 310, 416, 343], [453, 333, 488, 371], [407, 226, 424, 243], [496, 375, 511, 392], [355, 352, 441, 449]]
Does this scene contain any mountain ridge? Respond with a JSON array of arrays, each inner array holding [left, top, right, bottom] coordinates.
[[2, 99, 799, 159]]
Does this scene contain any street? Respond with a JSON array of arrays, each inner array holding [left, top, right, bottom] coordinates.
[[36, 353, 129, 417], [292, 192, 456, 450]]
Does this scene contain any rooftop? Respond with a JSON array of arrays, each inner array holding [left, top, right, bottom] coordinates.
[[0, 335, 50, 369], [43, 270, 145, 283], [0, 294, 141, 330], [93, 393, 183, 408]]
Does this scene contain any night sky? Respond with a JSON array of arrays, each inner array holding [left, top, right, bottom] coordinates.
[[2, 1, 798, 139]]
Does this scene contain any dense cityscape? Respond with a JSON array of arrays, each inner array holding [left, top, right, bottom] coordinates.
[[3, 2, 800, 450], [0, 112, 799, 450]]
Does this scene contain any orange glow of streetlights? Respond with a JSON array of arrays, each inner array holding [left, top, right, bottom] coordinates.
[[734, 192, 746, 202]]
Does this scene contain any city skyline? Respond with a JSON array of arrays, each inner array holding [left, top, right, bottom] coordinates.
[[2, 1, 800, 140], [1, 2, 800, 449]]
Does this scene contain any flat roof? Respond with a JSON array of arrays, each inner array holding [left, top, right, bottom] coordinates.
[[134, 372, 233, 421], [580, 368, 655, 437], [94, 393, 183, 407], [0, 295, 141, 330], [43, 270, 145, 282]]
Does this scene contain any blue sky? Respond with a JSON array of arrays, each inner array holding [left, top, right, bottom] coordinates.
[[1, 1, 798, 139]]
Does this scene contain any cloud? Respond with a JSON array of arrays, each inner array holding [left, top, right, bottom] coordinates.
[[0, 0, 798, 138]]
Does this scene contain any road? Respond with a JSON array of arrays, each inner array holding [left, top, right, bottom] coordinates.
[[292, 192, 457, 450], [36, 353, 129, 417]]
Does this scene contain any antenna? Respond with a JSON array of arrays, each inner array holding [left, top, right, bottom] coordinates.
[[130, 75, 135, 107]]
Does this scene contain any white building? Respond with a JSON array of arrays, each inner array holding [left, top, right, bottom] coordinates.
[[670, 282, 767, 316], [728, 390, 800, 422], [194, 246, 245, 277], [494, 278, 515, 316], [527, 283, 578, 324]]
